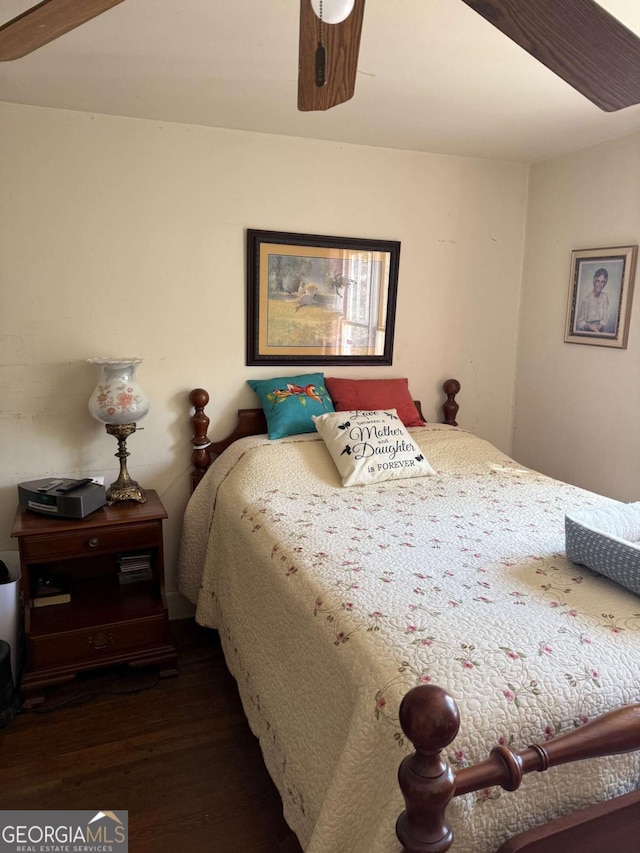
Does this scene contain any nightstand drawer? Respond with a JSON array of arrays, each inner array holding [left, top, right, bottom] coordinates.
[[30, 616, 168, 669], [21, 521, 161, 561]]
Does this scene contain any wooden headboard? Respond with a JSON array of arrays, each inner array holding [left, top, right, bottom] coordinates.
[[188, 378, 461, 491]]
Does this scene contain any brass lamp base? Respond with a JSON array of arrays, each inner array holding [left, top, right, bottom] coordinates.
[[105, 422, 147, 503]]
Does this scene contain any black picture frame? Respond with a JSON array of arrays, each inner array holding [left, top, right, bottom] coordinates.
[[246, 229, 401, 366]]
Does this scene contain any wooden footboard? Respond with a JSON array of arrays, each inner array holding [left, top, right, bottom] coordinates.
[[189, 378, 461, 491], [396, 684, 640, 852]]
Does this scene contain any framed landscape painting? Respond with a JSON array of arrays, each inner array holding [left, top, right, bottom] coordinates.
[[246, 229, 401, 366], [564, 245, 637, 348]]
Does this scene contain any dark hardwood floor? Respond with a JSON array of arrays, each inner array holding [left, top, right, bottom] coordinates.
[[2, 619, 303, 853]]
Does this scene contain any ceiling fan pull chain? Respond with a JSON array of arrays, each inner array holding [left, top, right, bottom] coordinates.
[[315, 0, 326, 88]]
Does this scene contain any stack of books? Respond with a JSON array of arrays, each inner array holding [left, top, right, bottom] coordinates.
[[117, 552, 153, 585], [32, 574, 71, 607]]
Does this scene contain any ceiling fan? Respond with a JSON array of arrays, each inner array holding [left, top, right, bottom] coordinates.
[[1, 0, 639, 115], [298, 0, 640, 113]]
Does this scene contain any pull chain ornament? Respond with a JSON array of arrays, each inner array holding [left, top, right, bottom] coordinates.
[[315, 0, 326, 87]]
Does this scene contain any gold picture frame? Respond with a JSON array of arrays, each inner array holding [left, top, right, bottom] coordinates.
[[246, 229, 401, 366], [564, 245, 637, 348]]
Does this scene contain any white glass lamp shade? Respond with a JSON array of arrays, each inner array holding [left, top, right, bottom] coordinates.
[[310, 0, 355, 24], [88, 358, 150, 425]]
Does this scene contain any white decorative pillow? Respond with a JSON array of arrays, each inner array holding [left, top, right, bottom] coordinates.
[[312, 409, 436, 487]]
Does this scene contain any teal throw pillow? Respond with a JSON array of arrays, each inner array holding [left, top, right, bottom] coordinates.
[[248, 373, 334, 439]]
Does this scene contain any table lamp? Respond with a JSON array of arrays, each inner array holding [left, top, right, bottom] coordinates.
[[88, 357, 149, 503]]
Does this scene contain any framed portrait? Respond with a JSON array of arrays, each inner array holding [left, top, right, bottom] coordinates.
[[564, 245, 637, 348], [246, 229, 401, 366]]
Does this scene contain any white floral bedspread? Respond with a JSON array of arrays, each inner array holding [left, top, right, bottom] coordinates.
[[177, 424, 640, 852]]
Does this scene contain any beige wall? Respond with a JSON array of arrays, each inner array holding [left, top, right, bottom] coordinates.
[[514, 132, 640, 501], [4, 103, 634, 614], [0, 102, 529, 613]]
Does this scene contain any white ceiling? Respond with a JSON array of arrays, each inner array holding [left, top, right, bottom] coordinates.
[[2, 0, 640, 162]]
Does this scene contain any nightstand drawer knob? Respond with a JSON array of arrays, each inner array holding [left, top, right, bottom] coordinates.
[[88, 537, 99, 548], [88, 632, 114, 651]]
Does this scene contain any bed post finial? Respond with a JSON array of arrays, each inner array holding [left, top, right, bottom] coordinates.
[[442, 379, 460, 427], [190, 388, 211, 490], [396, 685, 460, 853]]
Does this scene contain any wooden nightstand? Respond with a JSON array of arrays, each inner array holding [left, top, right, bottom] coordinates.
[[11, 490, 177, 707]]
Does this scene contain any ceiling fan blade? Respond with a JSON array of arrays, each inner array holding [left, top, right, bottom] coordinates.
[[460, 0, 640, 112], [298, 0, 365, 111], [0, 0, 125, 61]]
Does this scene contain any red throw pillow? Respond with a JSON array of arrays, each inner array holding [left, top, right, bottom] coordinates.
[[324, 378, 426, 427]]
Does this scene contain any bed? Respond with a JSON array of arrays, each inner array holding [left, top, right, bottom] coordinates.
[[177, 380, 640, 852]]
